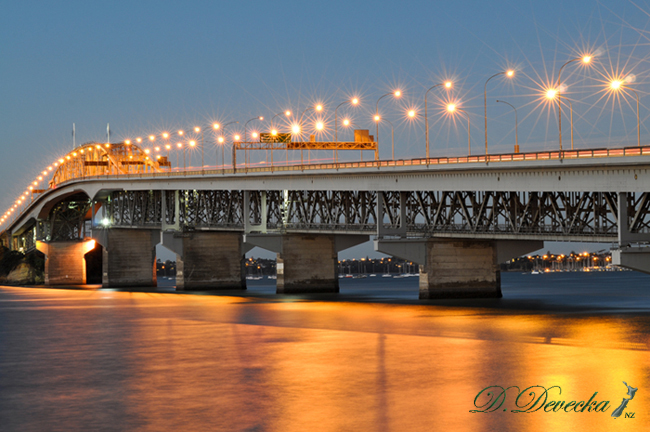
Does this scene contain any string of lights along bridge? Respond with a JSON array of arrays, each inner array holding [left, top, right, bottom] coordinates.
[[1, 52, 644, 229]]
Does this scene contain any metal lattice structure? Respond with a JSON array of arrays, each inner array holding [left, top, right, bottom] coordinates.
[[50, 142, 169, 187], [94, 189, 650, 241]]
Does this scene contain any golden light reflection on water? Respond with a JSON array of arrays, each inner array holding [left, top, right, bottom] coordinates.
[[0, 287, 648, 431]]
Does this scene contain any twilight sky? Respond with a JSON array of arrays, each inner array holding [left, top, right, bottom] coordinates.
[[1, 0, 648, 258]]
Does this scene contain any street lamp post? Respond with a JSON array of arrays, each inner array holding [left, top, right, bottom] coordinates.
[[334, 97, 359, 163], [496, 100, 519, 152], [425, 81, 452, 159], [298, 105, 323, 165], [447, 104, 471, 155], [270, 111, 292, 168], [374, 117, 395, 160], [243, 116, 264, 169], [375, 91, 401, 159], [546, 90, 575, 150], [484, 70, 514, 155], [609, 79, 640, 147], [219, 121, 238, 174], [557, 55, 592, 151]]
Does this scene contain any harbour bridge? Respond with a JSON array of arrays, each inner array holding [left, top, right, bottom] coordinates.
[[2, 141, 650, 299]]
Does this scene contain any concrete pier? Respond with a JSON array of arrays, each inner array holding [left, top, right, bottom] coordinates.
[[245, 233, 367, 294], [375, 238, 542, 299], [100, 229, 158, 288], [36, 240, 96, 285], [161, 231, 246, 290]]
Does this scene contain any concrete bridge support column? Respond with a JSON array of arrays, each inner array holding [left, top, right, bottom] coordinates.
[[244, 234, 367, 294], [36, 240, 96, 285], [161, 231, 248, 290], [375, 238, 542, 299], [96, 228, 158, 288]]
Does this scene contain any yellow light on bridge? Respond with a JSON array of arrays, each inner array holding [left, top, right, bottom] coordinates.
[[447, 104, 456, 113], [59, 159, 64, 163], [189, 140, 196, 147], [154, 146, 160, 152], [234, 134, 241, 141], [177, 143, 183, 148], [136, 137, 142, 143], [149, 135, 155, 141], [258, 116, 264, 121], [251, 132, 258, 138], [394, 90, 402, 97], [66, 156, 71, 160], [165, 144, 171, 150], [315, 121, 324, 131], [582, 55, 592, 64], [610, 80, 623, 90], [271, 129, 278, 136], [408, 110, 416, 118], [72, 152, 77, 157], [218, 136, 224, 143], [545, 88, 558, 100], [178, 130, 184, 136], [444, 81, 453, 88], [292, 124, 301, 134], [351, 97, 359, 105], [506, 69, 515, 77], [144, 149, 151, 154], [374, 115, 380, 122], [42, 171, 47, 175], [342, 118, 350, 126], [285, 110, 292, 116], [125, 139, 131, 145], [194, 127, 201, 133], [315, 105, 323, 112], [162, 132, 169, 139]]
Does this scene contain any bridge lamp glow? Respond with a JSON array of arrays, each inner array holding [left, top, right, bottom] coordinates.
[[59, 159, 64, 163], [285, 110, 292, 116], [189, 140, 196, 147], [53, 163, 58, 167], [176, 142, 182, 148], [33, 181, 38, 186], [178, 130, 184, 136], [66, 156, 71, 160], [506, 69, 515, 77], [446, 104, 457, 113], [144, 149, 151, 154], [408, 110, 416, 118], [105, 143, 110, 148], [165, 144, 171, 150], [218, 136, 224, 143], [609, 80, 623, 90], [212, 123, 220, 130], [29, 186, 33, 190], [234, 134, 241, 141], [251, 132, 258, 138], [42, 171, 47, 175], [342, 118, 350, 126], [101, 218, 110, 226], [582, 55, 592, 64], [149, 135, 155, 141], [444, 81, 453, 89], [351, 97, 359, 105], [72, 152, 77, 157], [155, 146, 160, 152], [315, 121, 324, 131], [258, 116, 264, 121], [291, 124, 301, 134], [136, 137, 142, 143], [162, 132, 169, 139], [545, 88, 558, 100], [95, 145, 101, 149], [374, 115, 381, 122], [125, 139, 131, 145], [271, 129, 278, 136], [394, 90, 402, 97], [194, 127, 201, 133]]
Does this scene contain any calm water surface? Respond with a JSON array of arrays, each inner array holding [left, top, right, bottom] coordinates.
[[0, 272, 649, 431]]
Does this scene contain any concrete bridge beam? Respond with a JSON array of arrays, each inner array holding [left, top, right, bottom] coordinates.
[[95, 228, 158, 288], [161, 231, 249, 290], [375, 238, 543, 299], [612, 246, 650, 274], [245, 234, 368, 294]]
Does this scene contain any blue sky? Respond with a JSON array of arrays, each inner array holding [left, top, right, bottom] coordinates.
[[1, 0, 648, 258]]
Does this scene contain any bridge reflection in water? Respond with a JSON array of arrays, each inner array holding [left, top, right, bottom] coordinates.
[[0, 272, 649, 431]]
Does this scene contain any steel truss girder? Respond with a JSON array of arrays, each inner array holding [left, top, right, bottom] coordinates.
[[100, 190, 650, 240]]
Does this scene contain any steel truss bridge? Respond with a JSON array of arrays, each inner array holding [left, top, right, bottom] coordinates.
[[3, 141, 650, 277]]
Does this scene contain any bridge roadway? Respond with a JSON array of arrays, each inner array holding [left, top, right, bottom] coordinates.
[[2, 143, 650, 299]]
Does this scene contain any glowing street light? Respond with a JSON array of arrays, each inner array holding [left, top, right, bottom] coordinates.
[[376, 90, 402, 158], [556, 55, 594, 151], [484, 70, 515, 155], [425, 81, 453, 159], [243, 116, 264, 168], [447, 103, 471, 156], [334, 97, 360, 163], [608, 77, 640, 147], [217, 121, 238, 173], [545, 88, 575, 150], [496, 100, 519, 152]]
